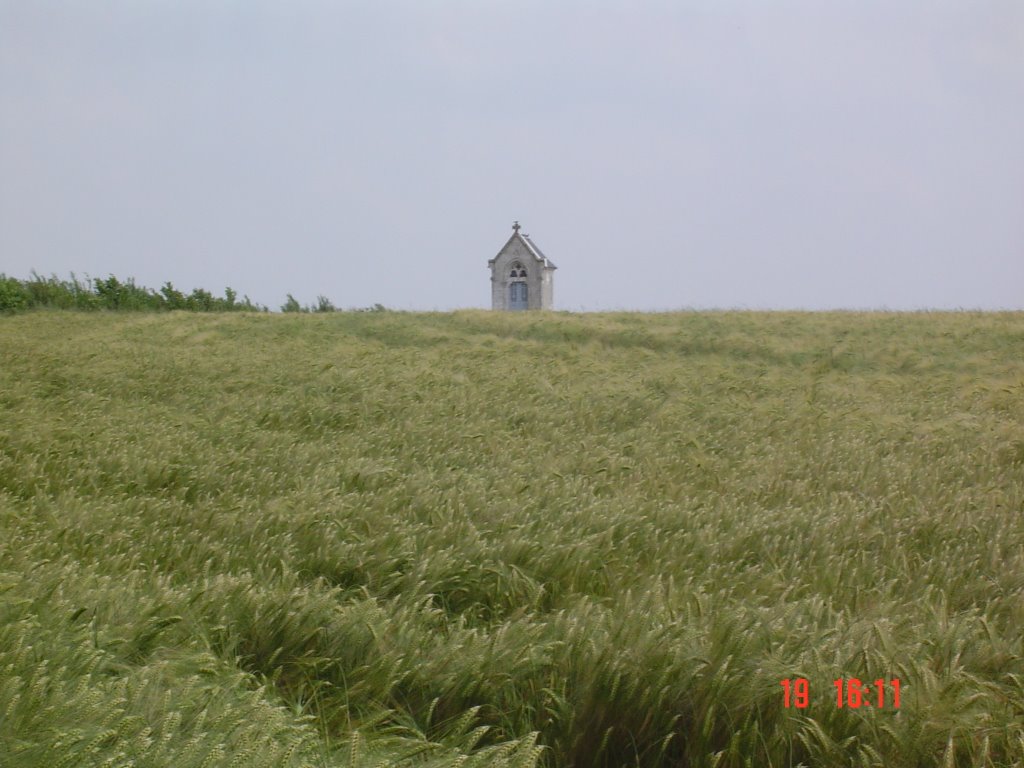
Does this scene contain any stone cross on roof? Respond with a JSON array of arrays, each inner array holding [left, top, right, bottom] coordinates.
[[512, 220, 520, 233]]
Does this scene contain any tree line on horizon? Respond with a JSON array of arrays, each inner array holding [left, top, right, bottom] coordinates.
[[0, 272, 360, 314]]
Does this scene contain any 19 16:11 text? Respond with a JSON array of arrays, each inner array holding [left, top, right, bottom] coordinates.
[[781, 678, 901, 709]]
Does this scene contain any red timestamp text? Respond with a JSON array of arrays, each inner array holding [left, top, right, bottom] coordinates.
[[781, 678, 901, 709]]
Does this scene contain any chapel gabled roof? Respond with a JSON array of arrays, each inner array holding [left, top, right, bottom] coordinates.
[[487, 222, 557, 269], [520, 234, 557, 269]]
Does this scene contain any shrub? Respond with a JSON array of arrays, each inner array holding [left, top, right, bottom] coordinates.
[[0, 273, 272, 313], [0, 274, 28, 312]]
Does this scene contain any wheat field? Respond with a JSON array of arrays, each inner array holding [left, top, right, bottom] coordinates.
[[1, 310, 1022, 767]]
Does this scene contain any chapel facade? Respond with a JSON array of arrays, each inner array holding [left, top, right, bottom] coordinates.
[[488, 222, 557, 310]]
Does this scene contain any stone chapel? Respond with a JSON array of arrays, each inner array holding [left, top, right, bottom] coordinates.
[[488, 222, 557, 310]]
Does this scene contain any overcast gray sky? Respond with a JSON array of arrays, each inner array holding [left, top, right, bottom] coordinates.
[[2, 1, 1022, 310]]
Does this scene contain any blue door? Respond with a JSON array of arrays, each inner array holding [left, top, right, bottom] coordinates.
[[509, 282, 528, 310]]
